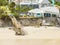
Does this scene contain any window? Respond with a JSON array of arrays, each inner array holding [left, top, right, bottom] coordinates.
[[52, 14, 56, 17], [41, 4, 47, 7], [36, 13, 42, 17], [37, 13, 40, 15], [29, 13, 31, 15], [44, 13, 51, 17], [32, 4, 39, 8]]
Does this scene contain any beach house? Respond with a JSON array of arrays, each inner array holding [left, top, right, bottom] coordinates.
[[27, 0, 60, 25], [20, 0, 50, 8]]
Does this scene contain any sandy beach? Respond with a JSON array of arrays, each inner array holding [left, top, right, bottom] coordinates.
[[0, 26, 60, 45]]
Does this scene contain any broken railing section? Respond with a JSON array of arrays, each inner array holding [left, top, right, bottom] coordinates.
[[8, 15, 22, 35]]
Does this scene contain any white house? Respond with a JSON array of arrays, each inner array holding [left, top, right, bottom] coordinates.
[[28, 6, 60, 25], [28, 6, 59, 17], [20, 0, 50, 8], [8, 0, 51, 8]]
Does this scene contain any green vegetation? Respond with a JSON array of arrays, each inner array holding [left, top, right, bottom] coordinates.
[[8, 2, 19, 17], [49, 0, 60, 6], [0, 0, 33, 19], [0, 6, 11, 19], [0, 1, 19, 19], [0, 0, 8, 6], [0, 0, 9, 19], [9, 2, 16, 12], [19, 6, 33, 13], [55, 2, 60, 6], [49, 0, 52, 3]]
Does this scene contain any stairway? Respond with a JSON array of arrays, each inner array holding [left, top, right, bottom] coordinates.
[[9, 15, 22, 35]]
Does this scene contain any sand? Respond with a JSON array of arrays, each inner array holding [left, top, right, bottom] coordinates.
[[0, 26, 60, 45]]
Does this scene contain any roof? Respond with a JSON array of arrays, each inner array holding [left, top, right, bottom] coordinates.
[[20, 2, 38, 5], [28, 9, 45, 13], [28, 6, 59, 14], [41, 6, 59, 13], [20, 0, 50, 5]]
